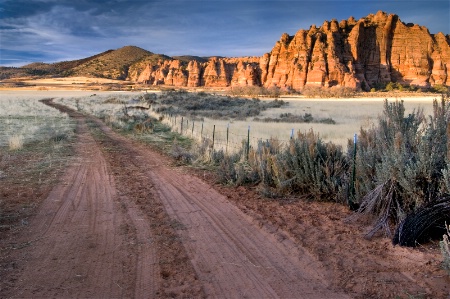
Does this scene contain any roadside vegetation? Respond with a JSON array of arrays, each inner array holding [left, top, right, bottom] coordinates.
[[0, 97, 75, 238], [0, 98, 74, 149]]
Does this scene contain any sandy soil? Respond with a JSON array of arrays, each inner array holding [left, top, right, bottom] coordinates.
[[1, 97, 449, 298]]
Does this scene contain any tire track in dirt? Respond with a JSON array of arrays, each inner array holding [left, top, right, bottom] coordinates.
[[81, 113, 350, 297], [86, 118, 204, 298], [141, 153, 349, 298], [2, 109, 161, 298]]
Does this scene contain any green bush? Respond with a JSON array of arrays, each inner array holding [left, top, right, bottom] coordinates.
[[432, 84, 449, 93]]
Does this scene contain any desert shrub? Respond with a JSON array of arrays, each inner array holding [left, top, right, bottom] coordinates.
[[153, 91, 287, 120], [354, 96, 450, 238], [253, 113, 336, 124], [103, 97, 126, 104], [214, 139, 270, 186], [441, 222, 450, 274], [319, 118, 337, 124], [272, 131, 348, 200], [215, 132, 348, 201], [141, 93, 157, 104], [170, 140, 193, 164], [50, 133, 69, 142], [228, 86, 284, 97], [301, 86, 356, 98]]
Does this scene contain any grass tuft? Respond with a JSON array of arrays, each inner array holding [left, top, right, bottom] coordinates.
[[8, 135, 24, 150]]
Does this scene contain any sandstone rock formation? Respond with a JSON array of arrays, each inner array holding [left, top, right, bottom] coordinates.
[[128, 56, 261, 88], [127, 11, 449, 90]]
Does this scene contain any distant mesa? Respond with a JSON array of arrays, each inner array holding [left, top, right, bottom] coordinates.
[[1, 11, 449, 90]]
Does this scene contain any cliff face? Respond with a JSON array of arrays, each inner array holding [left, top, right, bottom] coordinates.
[[128, 56, 261, 88], [128, 11, 449, 89]]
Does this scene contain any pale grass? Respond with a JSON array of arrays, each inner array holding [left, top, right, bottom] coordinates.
[[8, 135, 24, 150], [0, 92, 78, 147]]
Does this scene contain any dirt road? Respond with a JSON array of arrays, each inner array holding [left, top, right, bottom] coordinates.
[[1, 101, 350, 298]]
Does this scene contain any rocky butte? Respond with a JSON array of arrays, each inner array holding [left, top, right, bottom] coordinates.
[[127, 11, 449, 90]]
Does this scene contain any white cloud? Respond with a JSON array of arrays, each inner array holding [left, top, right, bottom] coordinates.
[[1, 0, 448, 65]]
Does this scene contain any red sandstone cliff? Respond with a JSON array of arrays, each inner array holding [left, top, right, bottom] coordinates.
[[128, 56, 261, 88], [128, 11, 449, 90]]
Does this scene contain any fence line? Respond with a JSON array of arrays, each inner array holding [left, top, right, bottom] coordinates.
[[152, 111, 301, 157]]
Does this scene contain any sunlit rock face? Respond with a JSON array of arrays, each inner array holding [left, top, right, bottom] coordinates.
[[128, 11, 449, 90]]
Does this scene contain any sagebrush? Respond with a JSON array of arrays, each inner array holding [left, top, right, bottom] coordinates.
[[353, 95, 450, 238]]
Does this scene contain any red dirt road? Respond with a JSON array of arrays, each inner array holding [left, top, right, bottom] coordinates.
[[3, 118, 160, 298], [3, 99, 450, 299], [1, 101, 349, 298]]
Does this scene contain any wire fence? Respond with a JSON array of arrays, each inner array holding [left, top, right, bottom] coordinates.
[[155, 112, 300, 156]]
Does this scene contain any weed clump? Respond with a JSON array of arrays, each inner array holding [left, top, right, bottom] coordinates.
[[254, 113, 336, 124]]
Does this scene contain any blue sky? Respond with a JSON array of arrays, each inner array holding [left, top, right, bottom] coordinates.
[[1, 0, 449, 67]]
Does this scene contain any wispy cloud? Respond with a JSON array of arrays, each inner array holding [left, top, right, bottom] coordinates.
[[0, 0, 448, 66]]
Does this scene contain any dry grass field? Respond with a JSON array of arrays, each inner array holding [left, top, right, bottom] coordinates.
[[155, 94, 438, 150], [0, 88, 439, 150]]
